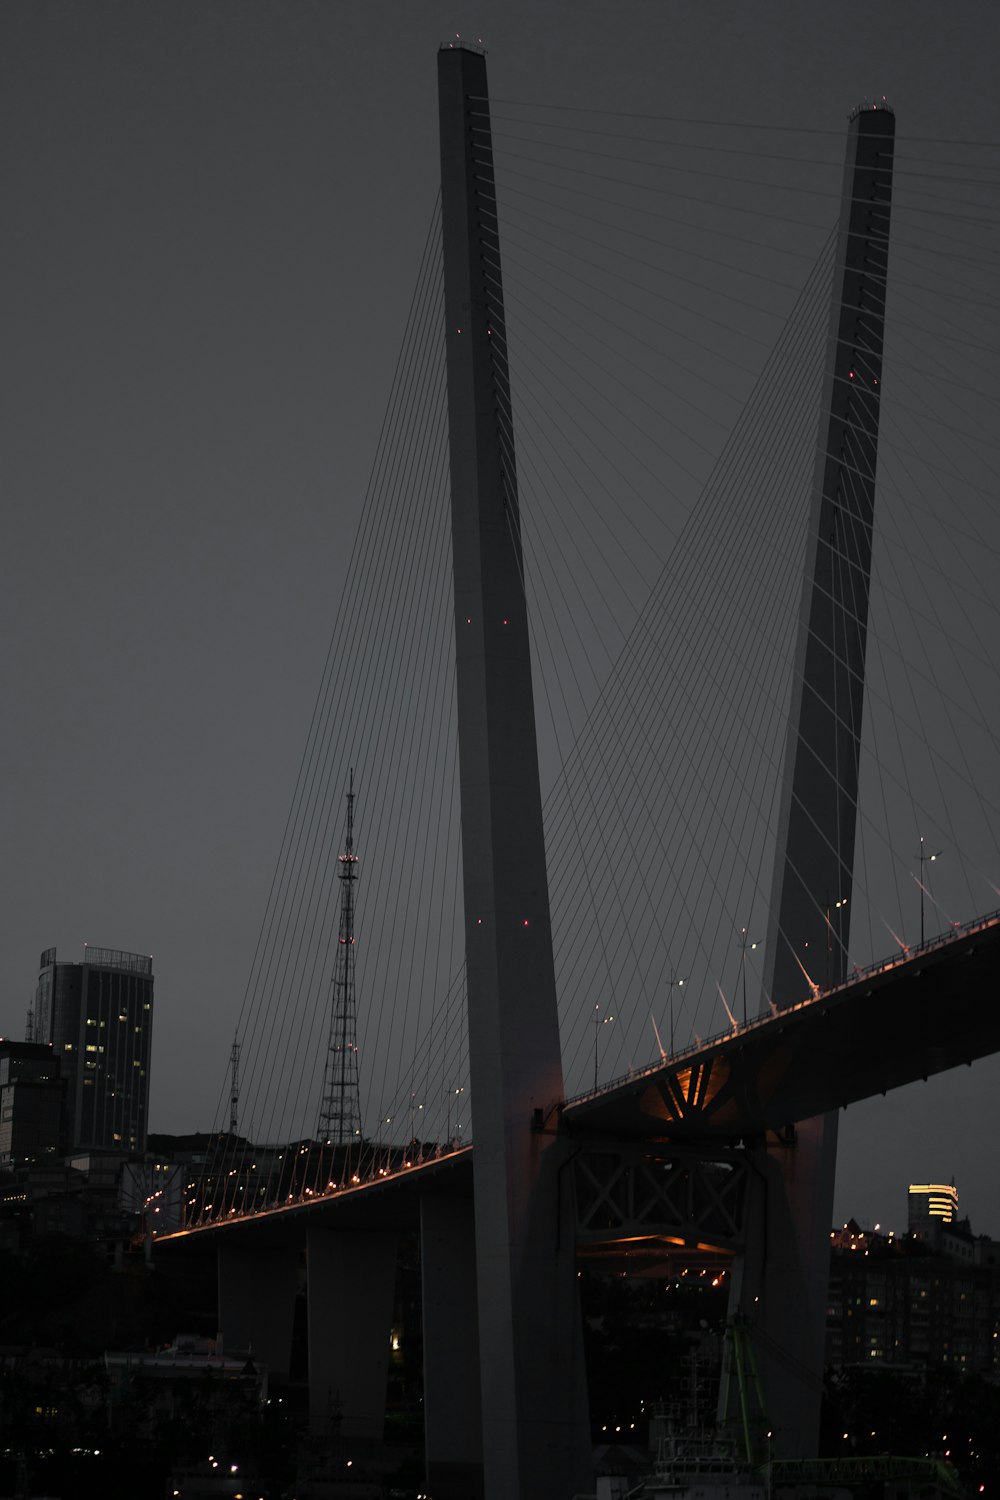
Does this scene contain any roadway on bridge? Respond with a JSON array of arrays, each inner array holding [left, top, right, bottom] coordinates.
[[564, 914, 1000, 1141], [161, 915, 1000, 1247]]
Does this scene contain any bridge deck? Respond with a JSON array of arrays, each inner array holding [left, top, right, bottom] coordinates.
[[159, 914, 1000, 1246], [159, 1146, 473, 1247], [563, 912, 1000, 1140]]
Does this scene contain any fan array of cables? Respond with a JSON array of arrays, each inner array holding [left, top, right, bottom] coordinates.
[[194, 105, 1000, 1224], [195, 199, 470, 1220], [487, 101, 1000, 1096]]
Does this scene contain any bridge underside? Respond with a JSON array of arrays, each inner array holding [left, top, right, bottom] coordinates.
[[162, 1147, 474, 1249]]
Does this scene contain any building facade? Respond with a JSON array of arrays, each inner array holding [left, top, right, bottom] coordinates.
[[0, 1041, 62, 1168], [35, 946, 153, 1153], [908, 1181, 959, 1233], [827, 1220, 1000, 1373]]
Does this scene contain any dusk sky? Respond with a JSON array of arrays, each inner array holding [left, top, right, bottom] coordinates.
[[3, 2, 999, 1234]]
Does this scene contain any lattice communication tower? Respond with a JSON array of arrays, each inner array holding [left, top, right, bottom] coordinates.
[[317, 772, 362, 1145], [229, 1040, 240, 1135]]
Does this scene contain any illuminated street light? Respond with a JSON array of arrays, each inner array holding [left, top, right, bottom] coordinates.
[[594, 1003, 614, 1091], [915, 837, 942, 946], [824, 896, 848, 986], [737, 929, 760, 1023], [666, 972, 687, 1056], [445, 1085, 464, 1144]]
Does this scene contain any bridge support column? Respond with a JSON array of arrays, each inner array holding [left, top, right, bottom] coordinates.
[[420, 1194, 483, 1499], [725, 1121, 837, 1454], [306, 1226, 398, 1439], [729, 103, 895, 1457], [217, 1244, 299, 1379], [439, 43, 592, 1499]]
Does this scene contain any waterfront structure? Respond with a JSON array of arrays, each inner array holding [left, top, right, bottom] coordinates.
[[35, 946, 154, 1153]]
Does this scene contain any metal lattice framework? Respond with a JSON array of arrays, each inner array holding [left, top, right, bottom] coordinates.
[[317, 774, 362, 1146], [573, 1144, 748, 1250]]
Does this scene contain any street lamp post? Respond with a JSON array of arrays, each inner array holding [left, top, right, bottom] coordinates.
[[408, 1093, 424, 1148], [594, 1003, 614, 1092], [666, 973, 687, 1056], [823, 898, 848, 987], [737, 930, 760, 1023], [445, 1085, 464, 1146], [916, 837, 941, 946]]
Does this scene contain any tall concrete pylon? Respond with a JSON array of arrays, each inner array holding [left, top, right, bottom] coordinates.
[[437, 43, 591, 1500], [729, 103, 895, 1454]]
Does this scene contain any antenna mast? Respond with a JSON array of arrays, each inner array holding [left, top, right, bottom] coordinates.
[[317, 771, 362, 1145], [229, 1040, 240, 1135]]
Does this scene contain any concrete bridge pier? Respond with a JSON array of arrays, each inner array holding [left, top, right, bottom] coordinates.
[[217, 1243, 299, 1378], [725, 1118, 838, 1455], [306, 1226, 399, 1438], [420, 1194, 484, 1498]]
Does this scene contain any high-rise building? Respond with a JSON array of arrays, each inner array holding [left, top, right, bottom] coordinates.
[[35, 946, 153, 1153], [908, 1180, 959, 1233], [0, 1040, 62, 1167]]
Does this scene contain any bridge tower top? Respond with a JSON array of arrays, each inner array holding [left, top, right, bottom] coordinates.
[[849, 97, 894, 120]]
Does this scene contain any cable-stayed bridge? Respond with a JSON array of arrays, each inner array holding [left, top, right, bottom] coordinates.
[[160, 45, 1000, 1500]]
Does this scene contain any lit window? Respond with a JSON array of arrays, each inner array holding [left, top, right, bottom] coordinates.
[[85, 1045, 98, 1054]]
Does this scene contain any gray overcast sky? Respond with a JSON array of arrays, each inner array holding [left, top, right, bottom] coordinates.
[[3, 1, 999, 1232]]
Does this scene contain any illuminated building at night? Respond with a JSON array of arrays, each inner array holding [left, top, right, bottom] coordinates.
[[34, 945, 153, 1153], [908, 1181, 959, 1232]]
